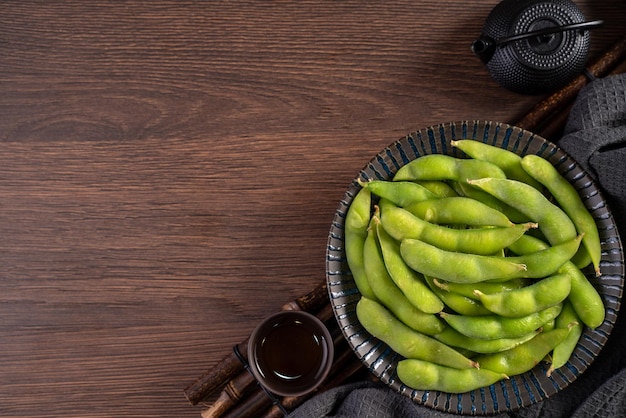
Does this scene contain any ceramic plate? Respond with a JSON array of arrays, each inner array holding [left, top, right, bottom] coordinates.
[[326, 120, 624, 415]]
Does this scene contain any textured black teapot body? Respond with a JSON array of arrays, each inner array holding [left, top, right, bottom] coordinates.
[[473, 0, 602, 94]]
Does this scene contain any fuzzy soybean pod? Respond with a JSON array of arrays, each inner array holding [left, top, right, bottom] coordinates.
[[400, 238, 527, 283], [359, 179, 437, 207], [521, 154, 602, 276], [414, 180, 459, 198], [474, 273, 572, 318], [404, 196, 514, 227], [363, 220, 445, 335], [451, 181, 530, 224], [400, 235, 581, 284], [433, 277, 528, 300], [468, 177, 577, 246], [504, 233, 583, 280], [547, 300, 583, 377], [508, 235, 605, 329], [356, 297, 477, 369], [393, 154, 507, 183], [424, 276, 492, 316], [475, 328, 569, 376], [542, 319, 556, 332], [559, 261, 605, 328], [376, 218, 444, 314], [380, 204, 536, 256], [451, 139, 543, 189], [344, 187, 378, 301], [397, 359, 506, 393], [439, 304, 563, 340], [434, 326, 540, 354]]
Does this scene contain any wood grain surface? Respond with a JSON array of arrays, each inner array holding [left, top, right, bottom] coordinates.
[[1, 1, 625, 417]]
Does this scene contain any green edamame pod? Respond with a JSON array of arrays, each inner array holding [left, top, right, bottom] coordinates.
[[393, 154, 506, 183], [451, 139, 543, 189], [344, 187, 378, 301], [452, 181, 530, 224], [397, 358, 506, 393], [404, 196, 514, 227], [474, 273, 571, 317], [433, 277, 528, 300], [424, 276, 492, 316], [359, 179, 437, 207], [506, 234, 548, 254], [414, 180, 459, 198], [402, 234, 580, 284], [381, 204, 536, 256], [508, 235, 605, 328], [521, 154, 602, 276], [376, 218, 444, 314], [439, 304, 563, 340], [542, 319, 556, 332], [363, 219, 444, 335], [504, 234, 583, 279], [560, 261, 605, 329], [434, 326, 540, 354], [547, 300, 583, 376], [475, 328, 569, 376], [468, 177, 577, 246], [356, 297, 477, 369], [569, 241, 593, 271], [400, 238, 527, 283]]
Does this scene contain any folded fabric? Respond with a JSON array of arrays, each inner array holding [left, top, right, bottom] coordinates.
[[560, 73, 626, 239], [289, 73, 626, 418], [287, 381, 454, 418]]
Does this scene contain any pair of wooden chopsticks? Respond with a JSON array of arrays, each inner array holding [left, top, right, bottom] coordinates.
[[184, 35, 626, 417]]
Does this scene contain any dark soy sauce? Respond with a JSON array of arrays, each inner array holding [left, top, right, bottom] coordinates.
[[252, 313, 331, 394]]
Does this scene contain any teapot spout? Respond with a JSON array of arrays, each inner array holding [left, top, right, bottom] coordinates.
[[471, 36, 496, 63]]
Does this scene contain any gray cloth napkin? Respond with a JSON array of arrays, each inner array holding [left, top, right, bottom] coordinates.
[[289, 73, 626, 418]]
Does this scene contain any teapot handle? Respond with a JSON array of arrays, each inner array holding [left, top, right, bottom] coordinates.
[[494, 19, 603, 47], [472, 20, 603, 63]]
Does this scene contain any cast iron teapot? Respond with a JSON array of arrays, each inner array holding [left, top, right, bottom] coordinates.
[[472, 0, 603, 94]]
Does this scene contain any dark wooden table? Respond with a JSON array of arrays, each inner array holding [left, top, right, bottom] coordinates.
[[1, 1, 625, 417]]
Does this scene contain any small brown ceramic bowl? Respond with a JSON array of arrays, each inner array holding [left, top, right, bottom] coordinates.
[[247, 310, 334, 397]]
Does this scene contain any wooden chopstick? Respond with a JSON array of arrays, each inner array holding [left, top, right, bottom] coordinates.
[[199, 367, 256, 418]]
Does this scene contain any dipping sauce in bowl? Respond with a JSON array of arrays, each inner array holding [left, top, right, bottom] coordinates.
[[248, 310, 334, 397]]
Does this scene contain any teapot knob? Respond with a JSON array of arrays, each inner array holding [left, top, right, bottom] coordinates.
[[473, 0, 603, 95]]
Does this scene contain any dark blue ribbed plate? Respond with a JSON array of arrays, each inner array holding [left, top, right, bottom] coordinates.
[[326, 120, 624, 415]]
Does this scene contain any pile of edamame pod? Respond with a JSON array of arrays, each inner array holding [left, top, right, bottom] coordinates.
[[345, 139, 605, 394]]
